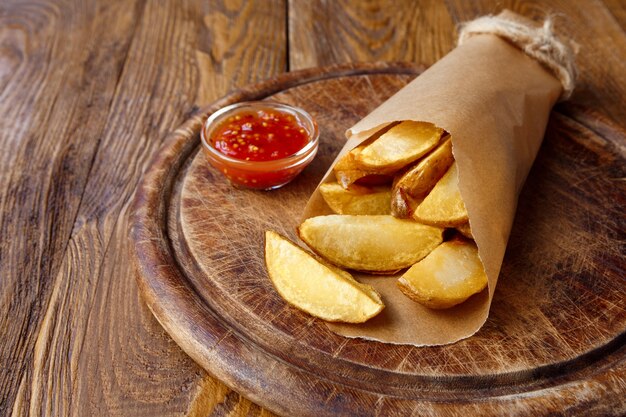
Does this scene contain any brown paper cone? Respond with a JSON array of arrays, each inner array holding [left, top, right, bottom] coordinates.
[[302, 29, 562, 345]]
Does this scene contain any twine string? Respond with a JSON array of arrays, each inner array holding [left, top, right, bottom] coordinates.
[[458, 13, 578, 100]]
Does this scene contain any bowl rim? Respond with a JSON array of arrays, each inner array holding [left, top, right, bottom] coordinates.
[[200, 101, 319, 171]]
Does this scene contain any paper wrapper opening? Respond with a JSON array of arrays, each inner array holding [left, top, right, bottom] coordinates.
[[302, 13, 566, 346]]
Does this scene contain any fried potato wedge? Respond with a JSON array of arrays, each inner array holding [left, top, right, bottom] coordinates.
[[392, 137, 454, 200], [298, 215, 444, 273], [456, 222, 473, 239], [397, 239, 487, 309], [390, 138, 453, 218], [320, 182, 391, 215], [334, 146, 392, 188], [265, 231, 384, 323], [414, 162, 468, 227], [355, 121, 443, 171], [390, 188, 422, 219]]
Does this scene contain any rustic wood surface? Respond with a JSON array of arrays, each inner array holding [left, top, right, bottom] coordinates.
[[0, 1, 624, 416]]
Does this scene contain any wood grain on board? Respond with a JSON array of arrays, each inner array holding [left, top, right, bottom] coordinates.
[[0, 0, 624, 416], [0, 0, 143, 414]]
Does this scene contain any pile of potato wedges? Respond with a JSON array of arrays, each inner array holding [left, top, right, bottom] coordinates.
[[266, 121, 487, 323]]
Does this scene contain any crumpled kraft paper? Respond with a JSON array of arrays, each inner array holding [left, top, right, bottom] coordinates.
[[302, 23, 562, 346]]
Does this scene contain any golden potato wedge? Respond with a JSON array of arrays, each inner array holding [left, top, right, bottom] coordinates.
[[390, 188, 422, 219], [397, 239, 487, 309], [392, 137, 454, 201], [355, 121, 443, 171], [265, 231, 384, 323], [334, 146, 392, 188], [320, 182, 391, 215], [298, 215, 444, 273], [413, 162, 468, 227], [456, 222, 473, 239]]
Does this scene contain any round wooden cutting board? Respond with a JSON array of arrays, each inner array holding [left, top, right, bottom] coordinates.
[[131, 63, 626, 416]]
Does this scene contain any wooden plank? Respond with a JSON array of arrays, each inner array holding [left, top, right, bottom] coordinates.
[[1, 0, 285, 416], [62, 0, 285, 415], [288, 0, 455, 69], [0, 0, 142, 413]]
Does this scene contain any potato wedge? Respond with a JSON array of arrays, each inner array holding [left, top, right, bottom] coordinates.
[[320, 182, 391, 215], [392, 137, 454, 201], [390, 188, 422, 218], [265, 231, 384, 323], [397, 239, 487, 309], [456, 222, 473, 239], [414, 162, 468, 227], [334, 146, 392, 188], [355, 121, 443, 171], [298, 215, 444, 273], [390, 138, 453, 218]]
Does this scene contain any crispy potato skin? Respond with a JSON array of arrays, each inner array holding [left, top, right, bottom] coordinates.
[[333, 124, 401, 188], [298, 215, 444, 273], [390, 188, 422, 219], [264, 231, 384, 323], [413, 162, 469, 227], [334, 146, 394, 188], [355, 121, 443, 171], [320, 182, 391, 215], [397, 279, 464, 309], [396, 239, 487, 309], [392, 137, 454, 200]]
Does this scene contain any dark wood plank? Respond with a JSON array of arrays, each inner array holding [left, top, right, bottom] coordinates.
[[0, 0, 285, 415], [0, 0, 142, 413], [288, 0, 455, 68], [67, 1, 286, 414]]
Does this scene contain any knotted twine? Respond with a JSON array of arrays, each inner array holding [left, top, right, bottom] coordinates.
[[458, 12, 578, 100]]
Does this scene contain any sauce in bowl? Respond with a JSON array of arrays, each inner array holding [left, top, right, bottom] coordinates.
[[212, 109, 310, 161], [201, 102, 319, 190]]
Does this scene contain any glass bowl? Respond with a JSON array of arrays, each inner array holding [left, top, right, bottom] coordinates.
[[200, 101, 319, 190]]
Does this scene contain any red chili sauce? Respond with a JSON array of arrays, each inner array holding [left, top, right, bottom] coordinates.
[[211, 109, 310, 162]]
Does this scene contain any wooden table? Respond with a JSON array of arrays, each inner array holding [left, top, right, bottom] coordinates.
[[1, 1, 624, 415]]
